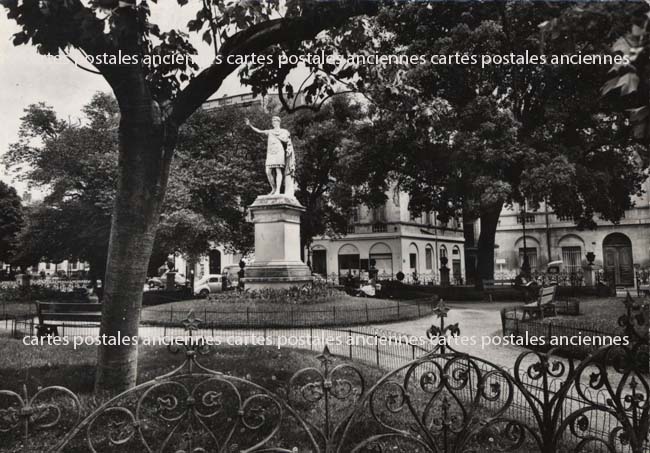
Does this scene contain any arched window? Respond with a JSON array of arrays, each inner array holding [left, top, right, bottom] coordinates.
[[369, 242, 393, 277], [338, 244, 360, 277], [425, 244, 434, 270], [408, 243, 419, 271]]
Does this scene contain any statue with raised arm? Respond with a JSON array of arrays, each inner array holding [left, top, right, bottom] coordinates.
[[245, 116, 296, 197]]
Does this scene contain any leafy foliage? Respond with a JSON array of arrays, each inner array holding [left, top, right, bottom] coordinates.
[[282, 95, 371, 248], [173, 104, 268, 254], [0, 182, 24, 263], [242, 2, 648, 281], [544, 1, 650, 148], [5, 93, 234, 274], [1, 0, 383, 390], [4, 93, 117, 278]]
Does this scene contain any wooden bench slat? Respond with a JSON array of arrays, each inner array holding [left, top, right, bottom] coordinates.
[[40, 313, 102, 321], [521, 285, 557, 320], [38, 302, 101, 309], [36, 300, 102, 332]]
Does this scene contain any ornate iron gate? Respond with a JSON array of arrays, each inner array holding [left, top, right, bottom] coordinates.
[[0, 299, 647, 453]]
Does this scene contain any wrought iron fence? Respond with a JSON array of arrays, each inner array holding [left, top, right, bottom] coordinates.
[[494, 270, 601, 287], [324, 272, 463, 287], [637, 269, 650, 297], [502, 293, 649, 360], [139, 299, 436, 328], [2, 298, 648, 452]]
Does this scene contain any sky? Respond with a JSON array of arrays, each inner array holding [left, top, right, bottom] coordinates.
[[0, 3, 249, 198]]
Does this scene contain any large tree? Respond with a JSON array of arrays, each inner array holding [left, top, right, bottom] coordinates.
[[5, 95, 117, 282], [0, 181, 24, 264], [281, 2, 648, 285], [1, 0, 380, 392], [548, 2, 650, 147]]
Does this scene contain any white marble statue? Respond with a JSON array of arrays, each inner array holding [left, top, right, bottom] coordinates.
[[245, 116, 296, 197]]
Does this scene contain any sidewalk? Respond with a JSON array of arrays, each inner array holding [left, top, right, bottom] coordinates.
[[373, 301, 530, 370]]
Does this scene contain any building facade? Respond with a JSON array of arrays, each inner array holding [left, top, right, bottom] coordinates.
[[493, 178, 650, 286], [310, 190, 466, 284], [169, 244, 245, 283]]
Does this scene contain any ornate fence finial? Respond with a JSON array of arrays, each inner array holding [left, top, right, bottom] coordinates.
[[181, 309, 202, 334], [426, 300, 460, 353], [167, 310, 210, 371], [619, 291, 649, 344]]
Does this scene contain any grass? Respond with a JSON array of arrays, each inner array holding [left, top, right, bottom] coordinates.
[[140, 292, 437, 327], [541, 296, 649, 335], [0, 338, 387, 452], [0, 338, 379, 394], [0, 337, 618, 453]]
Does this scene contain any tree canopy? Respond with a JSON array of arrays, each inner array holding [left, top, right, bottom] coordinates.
[[0, 181, 24, 264], [4, 93, 117, 280], [1, 0, 384, 392], [265, 2, 648, 283]]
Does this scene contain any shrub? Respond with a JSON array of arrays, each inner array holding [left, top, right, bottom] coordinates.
[[142, 288, 193, 306]]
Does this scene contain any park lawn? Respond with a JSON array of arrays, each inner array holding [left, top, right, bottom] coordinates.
[[140, 293, 435, 326], [0, 338, 383, 394], [0, 338, 387, 453], [542, 296, 649, 334], [0, 338, 546, 453], [0, 337, 566, 453]]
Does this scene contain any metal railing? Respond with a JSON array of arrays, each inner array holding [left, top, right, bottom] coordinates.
[[4, 300, 648, 453], [125, 299, 434, 328]]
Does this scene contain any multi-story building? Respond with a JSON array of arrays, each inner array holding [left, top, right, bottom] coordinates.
[[493, 178, 650, 287], [172, 245, 245, 282], [310, 190, 466, 284]]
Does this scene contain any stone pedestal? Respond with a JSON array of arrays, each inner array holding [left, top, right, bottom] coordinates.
[[583, 265, 597, 287], [166, 272, 177, 291], [245, 195, 312, 290], [439, 267, 450, 287]]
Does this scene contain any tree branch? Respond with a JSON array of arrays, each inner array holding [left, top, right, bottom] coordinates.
[[169, 0, 379, 127]]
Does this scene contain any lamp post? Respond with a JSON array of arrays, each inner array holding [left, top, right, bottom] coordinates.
[[520, 200, 531, 279]]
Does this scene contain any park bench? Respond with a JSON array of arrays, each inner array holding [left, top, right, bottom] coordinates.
[[483, 279, 515, 302], [35, 301, 102, 336], [521, 285, 557, 320]]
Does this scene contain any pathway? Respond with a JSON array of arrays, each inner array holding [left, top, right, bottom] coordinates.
[[372, 301, 531, 370]]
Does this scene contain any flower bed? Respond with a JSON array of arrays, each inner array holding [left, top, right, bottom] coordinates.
[[208, 283, 343, 305]]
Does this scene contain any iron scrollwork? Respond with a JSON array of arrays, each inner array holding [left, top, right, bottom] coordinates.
[[0, 383, 81, 440], [0, 296, 647, 453]]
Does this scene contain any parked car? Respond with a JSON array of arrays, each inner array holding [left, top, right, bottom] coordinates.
[[148, 272, 187, 289], [194, 274, 224, 297]]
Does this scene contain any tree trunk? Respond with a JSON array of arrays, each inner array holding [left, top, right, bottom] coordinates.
[[94, 79, 174, 393], [462, 218, 479, 287], [476, 203, 503, 289]]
